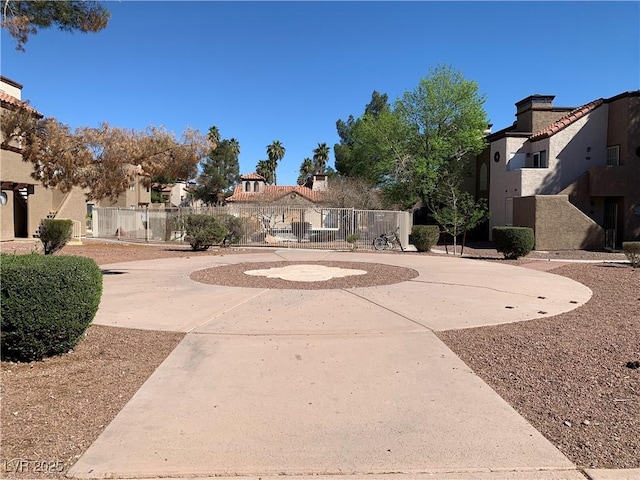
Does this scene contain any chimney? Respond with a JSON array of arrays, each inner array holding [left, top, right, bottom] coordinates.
[[312, 174, 328, 191], [513, 95, 555, 132]]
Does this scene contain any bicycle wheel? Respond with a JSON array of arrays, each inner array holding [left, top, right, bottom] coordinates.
[[373, 237, 386, 251]]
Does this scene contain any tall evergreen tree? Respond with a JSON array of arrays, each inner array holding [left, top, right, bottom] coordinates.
[[2, 0, 111, 51], [193, 137, 241, 205]]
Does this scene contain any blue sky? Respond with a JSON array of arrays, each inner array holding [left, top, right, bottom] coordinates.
[[2, 1, 639, 186]]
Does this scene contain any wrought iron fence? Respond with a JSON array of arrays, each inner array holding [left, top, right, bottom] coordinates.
[[91, 205, 412, 251]]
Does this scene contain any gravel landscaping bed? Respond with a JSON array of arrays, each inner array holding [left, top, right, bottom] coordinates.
[[0, 238, 637, 476], [191, 261, 418, 289]]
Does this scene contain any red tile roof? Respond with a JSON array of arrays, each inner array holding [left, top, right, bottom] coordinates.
[[226, 184, 326, 203], [0, 92, 41, 116], [530, 98, 604, 141], [241, 172, 267, 180]]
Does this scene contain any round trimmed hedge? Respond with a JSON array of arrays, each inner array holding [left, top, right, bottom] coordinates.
[[1, 254, 103, 362], [492, 226, 535, 259], [410, 225, 441, 252]]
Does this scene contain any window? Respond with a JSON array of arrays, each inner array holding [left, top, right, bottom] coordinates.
[[532, 150, 547, 168], [321, 209, 338, 228], [479, 163, 488, 191], [244, 181, 252, 192], [607, 145, 620, 166]]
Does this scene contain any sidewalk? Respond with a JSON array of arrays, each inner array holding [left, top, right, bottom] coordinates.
[[66, 250, 631, 480]]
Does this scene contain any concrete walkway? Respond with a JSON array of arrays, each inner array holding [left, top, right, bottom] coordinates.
[[68, 250, 614, 480]]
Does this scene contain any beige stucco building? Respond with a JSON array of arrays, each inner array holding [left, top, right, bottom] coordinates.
[[1, 76, 87, 241], [476, 91, 639, 250]]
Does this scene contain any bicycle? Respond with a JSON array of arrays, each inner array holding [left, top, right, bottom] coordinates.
[[372, 227, 404, 251]]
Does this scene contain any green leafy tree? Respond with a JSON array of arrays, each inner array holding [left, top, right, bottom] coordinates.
[[256, 159, 274, 185], [266, 140, 285, 185], [430, 180, 488, 255], [193, 136, 241, 205], [394, 64, 489, 208], [297, 157, 314, 186], [348, 108, 417, 204], [334, 91, 390, 178], [312, 142, 330, 174], [1, 0, 111, 51], [333, 67, 488, 211]]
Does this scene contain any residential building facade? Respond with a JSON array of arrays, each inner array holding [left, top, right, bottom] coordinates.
[[477, 91, 639, 250], [1, 76, 87, 241]]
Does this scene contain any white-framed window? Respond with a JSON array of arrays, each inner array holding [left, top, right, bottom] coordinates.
[[607, 145, 620, 166], [532, 150, 547, 168], [321, 209, 338, 228]]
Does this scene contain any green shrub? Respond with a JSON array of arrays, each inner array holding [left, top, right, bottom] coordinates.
[[39, 219, 73, 255], [623, 241, 640, 267], [183, 214, 227, 251], [410, 225, 441, 252], [291, 221, 312, 242], [215, 214, 245, 246], [346, 233, 360, 250], [493, 226, 535, 259], [1, 254, 103, 362]]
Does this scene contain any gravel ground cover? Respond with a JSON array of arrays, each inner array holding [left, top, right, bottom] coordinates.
[[0, 238, 637, 477]]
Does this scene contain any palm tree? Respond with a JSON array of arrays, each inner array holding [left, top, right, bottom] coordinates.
[[207, 126, 221, 150], [228, 138, 240, 158], [312, 142, 330, 174], [256, 159, 274, 185], [297, 157, 314, 186], [266, 140, 285, 185]]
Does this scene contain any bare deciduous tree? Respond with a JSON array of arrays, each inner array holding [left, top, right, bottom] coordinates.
[[1, 108, 210, 202]]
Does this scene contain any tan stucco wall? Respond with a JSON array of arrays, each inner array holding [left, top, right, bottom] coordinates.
[[1, 189, 16, 240], [489, 105, 609, 237], [513, 195, 604, 250], [54, 188, 89, 235]]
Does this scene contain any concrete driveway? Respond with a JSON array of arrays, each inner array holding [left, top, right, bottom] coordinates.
[[68, 250, 593, 480]]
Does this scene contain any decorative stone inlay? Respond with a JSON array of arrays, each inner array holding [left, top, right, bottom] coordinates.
[[244, 264, 367, 282]]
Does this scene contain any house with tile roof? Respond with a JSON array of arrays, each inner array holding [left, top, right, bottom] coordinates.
[[1, 76, 88, 241], [226, 173, 328, 205], [474, 91, 639, 250], [224, 173, 334, 242]]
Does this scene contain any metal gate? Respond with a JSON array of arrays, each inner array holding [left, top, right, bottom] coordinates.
[[91, 205, 412, 251]]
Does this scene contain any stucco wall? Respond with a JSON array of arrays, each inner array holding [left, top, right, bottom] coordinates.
[[513, 195, 604, 250], [489, 136, 528, 233]]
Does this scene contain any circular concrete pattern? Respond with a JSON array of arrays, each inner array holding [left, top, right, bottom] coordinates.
[[190, 261, 419, 290]]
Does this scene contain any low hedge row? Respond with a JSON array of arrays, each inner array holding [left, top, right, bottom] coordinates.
[[410, 225, 440, 252], [492, 227, 535, 259], [1, 254, 103, 362]]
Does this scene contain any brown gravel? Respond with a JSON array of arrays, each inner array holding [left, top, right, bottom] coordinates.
[[191, 261, 418, 289], [1, 238, 638, 477], [437, 262, 640, 470]]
